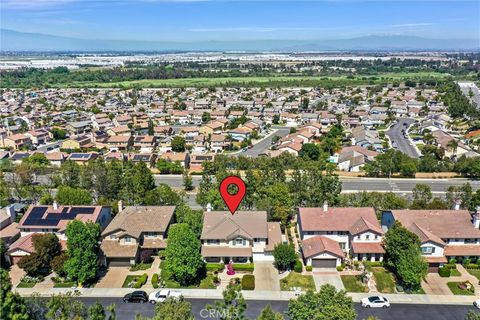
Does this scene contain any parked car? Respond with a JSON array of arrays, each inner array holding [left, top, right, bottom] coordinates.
[[123, 291, 148, 303], [148, 289, 182, 304], [474, 299, 480, 309], [361, 296, 390, 308]]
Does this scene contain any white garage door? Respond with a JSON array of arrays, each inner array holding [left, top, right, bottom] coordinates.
[[253, 252, 274, 262], [312, 259, 337, 268]]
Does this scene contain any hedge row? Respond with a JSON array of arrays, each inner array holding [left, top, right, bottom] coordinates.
[[233, 263, 254, 272], [134, 273, 148, 288], [152, 273, 159, 289], [438, 267, 450, 277], [294, 260, 303, 273], [241, 275, 255, 290], [206, 263, 225, 272]]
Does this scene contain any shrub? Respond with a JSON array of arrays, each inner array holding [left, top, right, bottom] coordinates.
[[306, 266, 312, 272], [463, 258, 471, 266], [241, 275, 255, 290], [445, 264, 457, 270], [134, 273, 148, 288], [448, 258, 457, 264], [466, 264, 479, 270], [233, 263, 254, 272], [365, 261, 384, 268], [294, 260, 303, 273], [152, 273, 159, 289], [336, 264, 345, 272], [438, 267, 450, 277], [206, 263, 225, 272]]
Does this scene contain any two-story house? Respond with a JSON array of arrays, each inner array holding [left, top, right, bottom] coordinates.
[[7, 203, 111, 264], [298, 205, 385, 268], [381, 209, 480, 272], [200, 211, 282, 263], [100, 205, 176, 266]]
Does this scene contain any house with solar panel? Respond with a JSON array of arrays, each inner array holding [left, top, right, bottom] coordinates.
[[7, 203, 111, 264]]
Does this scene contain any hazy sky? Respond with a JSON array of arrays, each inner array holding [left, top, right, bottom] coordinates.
[[1, 0, 479, 41]]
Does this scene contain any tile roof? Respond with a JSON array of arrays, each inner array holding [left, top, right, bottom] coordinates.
[[201, 246, 252, 257], [301, 235, 344, 258], [201, 211, 268, 241]]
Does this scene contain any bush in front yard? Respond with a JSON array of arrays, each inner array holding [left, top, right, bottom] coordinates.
[[336, 264, 345, 272], [466, 264, 479, 270], [306, 266, 312, 272], [438, 267, 450, 277], [152, 273, 159, 288], [206, 263, 225, 272], [233, 263, 254, 272], [134, 273, 148, 288], [294, 260, 303, 273], [241, 275, 255, 290], [463, 258, 471, 266]]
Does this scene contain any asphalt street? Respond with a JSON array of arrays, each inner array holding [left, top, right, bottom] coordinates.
[[235, 127, 290, 157], [459, 81, 480, 109], [77, 297, 479, 320], [386, 117, 420, 158]]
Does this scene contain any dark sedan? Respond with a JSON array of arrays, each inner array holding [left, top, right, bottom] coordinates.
[[123, 291, 148, 303]]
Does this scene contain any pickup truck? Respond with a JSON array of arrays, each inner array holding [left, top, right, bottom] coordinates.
[[148, 289, 182, 304]]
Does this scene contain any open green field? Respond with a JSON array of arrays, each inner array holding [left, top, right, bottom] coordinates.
[[57, 72, 451, 88]]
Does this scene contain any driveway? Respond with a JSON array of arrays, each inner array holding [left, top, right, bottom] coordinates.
[[95, 267, 130, 288], [10, 264, 25, 286], [312, 270, 345, 291], [253, 262, 280, 291]]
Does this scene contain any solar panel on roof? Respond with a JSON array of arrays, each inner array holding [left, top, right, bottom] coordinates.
[[22, 206, 96, 227]]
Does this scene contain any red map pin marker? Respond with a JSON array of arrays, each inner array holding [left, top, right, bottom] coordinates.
[[219, 176, 246, 215]]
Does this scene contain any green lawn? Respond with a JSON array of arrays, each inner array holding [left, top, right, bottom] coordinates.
[[280, 272, 316, 291], [53, 281, 76, 288], [160, 261, 216, 289], [450, 269, 461, 277], [129, 262, 153, 272], [372, 268, 396, 293], [122, 275, 141, 288], [467, 269, 480, 281], [340, 275, 368, 293], [447, 282, 475, 296], [16, 281, 36, 288]]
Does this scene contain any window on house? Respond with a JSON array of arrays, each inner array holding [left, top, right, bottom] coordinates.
[[207, 239, 219, 245], [357, 235, 361, 240], [124, 236, 131, 243], [340, 242, 346, 250], [110, 234, 117, 240], [327, 231, 334, 235], [366, 235, 370, 240], [421, 246, 435, 254], [236, 238, 244, 245], [374, 235, 378, 240], [465, 238, 476, 244]]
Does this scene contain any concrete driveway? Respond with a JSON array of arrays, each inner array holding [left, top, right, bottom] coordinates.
[[312, 270, 345, 291], [95, 267, 130, 288], [253, 262, 280, 291]]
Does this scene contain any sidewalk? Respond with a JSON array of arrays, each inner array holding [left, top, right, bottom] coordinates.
[[15, 286, 479, 305]]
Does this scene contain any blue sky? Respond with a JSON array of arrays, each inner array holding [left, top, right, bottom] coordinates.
[[1, 0, 479, 41]]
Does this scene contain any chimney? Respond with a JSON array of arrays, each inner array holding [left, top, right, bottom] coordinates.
[[5, 204, 16, 223], [474, 207, 480, 229], [118, 200, 123, 213], [453, 199, 461, 211], [206, 203, 212, 212], [323, 201, 328, 212], [53, 201, 58, 210]]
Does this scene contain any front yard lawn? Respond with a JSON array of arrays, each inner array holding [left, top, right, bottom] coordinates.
[[447, 281, 475, 296], [122, 275, 142, 288], [129, 262, 153, 272], [16, 281, 36, 288], [160, 261, 216, 289], [467, 269, 480, 281], [280, 272, 315, 291], [341, 275, 368, 293], [450, 269, 461, 277], [372, 268, 396, 293], [53, 281, 76, 288]]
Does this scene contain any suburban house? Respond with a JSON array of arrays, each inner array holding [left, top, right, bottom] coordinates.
[[297, 205, 385, 268], [381, 209, 480, 272], [100, 205, 176, 266], [0, 205, 21, 264], [7, 204, 111, 264], [0, 134, 32, 150], [200, 211, 282, 263]]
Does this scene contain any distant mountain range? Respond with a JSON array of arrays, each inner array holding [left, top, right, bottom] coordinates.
[[1, 29, 479, 52]]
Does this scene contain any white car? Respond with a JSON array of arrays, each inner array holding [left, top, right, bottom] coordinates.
[[474, 299, 480, 309], [148, 289, 182, 304], [361, 296, 390, 308]]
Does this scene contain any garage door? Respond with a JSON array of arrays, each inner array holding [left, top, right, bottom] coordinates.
[[312, 259, 337, 268], [108, 258, 131, 267], [253, 252, 274, 262], [428, 263, 440, 273]]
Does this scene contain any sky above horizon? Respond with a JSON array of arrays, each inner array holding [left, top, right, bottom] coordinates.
[[1, 0, 479, 42]]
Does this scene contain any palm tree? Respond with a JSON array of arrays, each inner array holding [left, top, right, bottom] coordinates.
[[446, 139, 459, 159]]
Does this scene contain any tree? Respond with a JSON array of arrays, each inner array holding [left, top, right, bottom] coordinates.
[[56, 186, 92, 205], [60, 161, 81, 188], [18, 233, 61, 275], [202, 112, 212, 123], [0, 269, 29, 320], [171, 136, 186, 152], [144, 184, 182, 206], [64, 220, 101, 285], [183, 170, 193, 191], [137, 297, 194, 320], [256, 183, 293, 227], [299, 143, 321, 161], [465, 310, 480, 320], [89, 301, 106, 320], [175, 204, 203, 237], [147, 119, 154, 136], [257, 305, 284, 320], [50, 253, 68, 277], [446, 139, 459, 158], [164, 223, 204, 286], [384, 222, 427, 290], [46, 292, 87, 320], [207, 282, 247, 320], [52, 128, 67, 140], [287, 284, 356, 320], [411, 184, 433, 209], [273, 243, 297, 271], [0, 172, 9, 207], [18, 254, 43, 276]]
